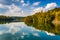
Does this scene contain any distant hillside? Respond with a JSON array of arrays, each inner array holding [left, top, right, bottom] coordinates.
[[0, 15, 25, 22]]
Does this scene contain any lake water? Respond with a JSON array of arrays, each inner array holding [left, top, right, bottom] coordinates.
[[0, 22, 60, 40]]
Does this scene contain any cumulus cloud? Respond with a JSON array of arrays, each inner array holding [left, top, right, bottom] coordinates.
[[33, 7, 43, 13], [44, 3, 57, 11], [33, 3, 57, 13], [0, 3, 7, 8], [0, 3, 32, 16], [0, 2, 57, 16], [0, 4, 6, 8], [0, 4, 25, 16], [20, 0, 24, 3], [32, 2, 40, 6], [22, 3, 29, 7], [5, 4, 24, 16], [0, 4, 3, 8], [20, 0, 29, 6]]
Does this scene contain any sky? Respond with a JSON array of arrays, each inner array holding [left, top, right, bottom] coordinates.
[[0, 0, 60, 16]]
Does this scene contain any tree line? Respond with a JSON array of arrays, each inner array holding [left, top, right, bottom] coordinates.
[[24, 7, 60, 24], [24, 7, 60, 35]]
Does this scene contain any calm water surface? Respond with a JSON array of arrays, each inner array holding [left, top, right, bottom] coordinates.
[[0, 22, 60, 40]]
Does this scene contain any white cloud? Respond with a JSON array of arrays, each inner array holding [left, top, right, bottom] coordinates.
[[32, 2, 40, 6], [0, 3, 7, 8], [0, 4, 3, 8], [20, 0, 29, 6], [0, 4, 25, 16], [22, 3, 29, 6], [33, 3, 57, 13], [33, 7, 43, 13], [20, 0, 24, 3], [0, 4, 6, 8], [0, 3, 31, 16], [45, 3, 57, 9], [0, 2, 57, 16], [8, 4, 21, 12], [44, 3, 57, 11]]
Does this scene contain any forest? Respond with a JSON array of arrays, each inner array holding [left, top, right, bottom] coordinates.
[[0, 15, 25, 24], [24, 7, 60, 24], [24, 7, 60, 35]]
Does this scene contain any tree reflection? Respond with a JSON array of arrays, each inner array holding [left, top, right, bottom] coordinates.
[[0, 21, 11, 24], [25, 21, 60, 35]]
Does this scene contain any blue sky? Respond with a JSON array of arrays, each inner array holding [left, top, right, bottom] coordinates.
[[0, 0, 60, 16]]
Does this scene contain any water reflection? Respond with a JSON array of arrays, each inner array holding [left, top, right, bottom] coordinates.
[[25, 21, 60, 35], [0, 21, 10, 24], [0, 22, 60, 40]]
